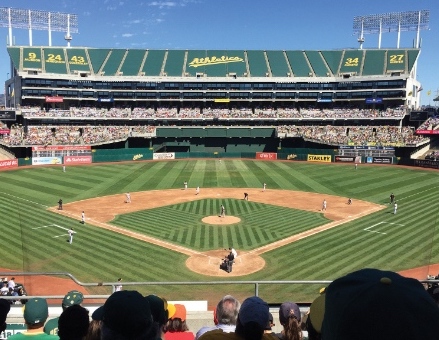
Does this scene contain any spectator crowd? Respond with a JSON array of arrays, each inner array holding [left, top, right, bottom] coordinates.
[[1, 268, 439, 339]]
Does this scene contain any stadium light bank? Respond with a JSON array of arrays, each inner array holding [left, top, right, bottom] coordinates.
[[0, 7, 78, 47], [353, 10, 430, 49]]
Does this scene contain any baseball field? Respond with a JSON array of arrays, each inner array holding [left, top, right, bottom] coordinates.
[[1, 159, 438, 303]]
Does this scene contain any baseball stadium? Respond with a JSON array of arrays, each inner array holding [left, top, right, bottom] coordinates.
[[1, 5, 439, 338]]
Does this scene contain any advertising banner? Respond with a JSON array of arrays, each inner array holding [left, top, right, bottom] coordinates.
[[0, 129, 10, 134], [32, 157, 62, 165], [307, 155, 332, 163], [32, 145, 91, 151], [45, 96, 64, 103], [335, 156, 355, 162], [414, 159, 439, 169], [366, 157, 392, 164], [256, 152, 277, 160], [64, 155, 92, 165], [153, 153, 175, 160], [0, 159, 18, 168], [416, 130, 439, 135]]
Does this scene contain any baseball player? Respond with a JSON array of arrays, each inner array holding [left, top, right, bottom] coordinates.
[[394, 202, 398, 214], [125, 192, 131, 203], [63, 165, 66, 172], [220, 204, 225, 217], [244, 192, 249, 201], [184, 181, 188, 190], [68, 228, 74, 244], [355, 163, 358, 170], [196, 186, 200, 195], [58, 198, 63, 210], [322, 199, 327, 211], [390, 193, 395, 204], [115, 278, 123, 292], [81, 211, 85, 224], [263, 183, 266, 192], [347, 198, 352, 205]]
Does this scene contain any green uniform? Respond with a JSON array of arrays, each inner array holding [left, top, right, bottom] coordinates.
[[8, 331, 59, 339], [43, 317, 59, 335]]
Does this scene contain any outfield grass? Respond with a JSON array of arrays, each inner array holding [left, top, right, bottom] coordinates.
[[1, 160, 438, 302]]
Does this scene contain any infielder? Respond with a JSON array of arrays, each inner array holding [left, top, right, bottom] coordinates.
[[125, 192, 131, 203], [220, 204, 225, 217], [322, 199, 327, 211], [68, 228, 74, 244], [394, 202, 398, 214], [81, 211, 85, 224], [263, 183, 266, 192], [184, 181, 188, 190], [196, 186, 200, 195]]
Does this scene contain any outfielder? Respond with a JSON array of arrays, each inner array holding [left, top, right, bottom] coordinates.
[[220, 204, 225, 217], [68, 228, 74, 244]]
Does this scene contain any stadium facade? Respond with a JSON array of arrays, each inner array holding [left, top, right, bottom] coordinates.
[[1, 46, 436, 160]]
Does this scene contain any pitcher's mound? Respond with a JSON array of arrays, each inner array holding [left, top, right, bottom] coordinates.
[[186, 250, 265, 277], [202, 215, 241, 225]]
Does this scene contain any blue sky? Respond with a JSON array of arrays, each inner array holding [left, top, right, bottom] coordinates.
[[1, 0, 437, 106]]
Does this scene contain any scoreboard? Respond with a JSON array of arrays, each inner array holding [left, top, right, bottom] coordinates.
[[0, 110, 16, 121]]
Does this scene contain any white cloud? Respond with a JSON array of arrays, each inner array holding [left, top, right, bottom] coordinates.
[[148, 1, 177, 9], [122, 33, 134, 38]]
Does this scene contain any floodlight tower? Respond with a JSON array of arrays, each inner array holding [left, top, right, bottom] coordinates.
[[0, 7, 78, 47], [353, 10, 430, 49]]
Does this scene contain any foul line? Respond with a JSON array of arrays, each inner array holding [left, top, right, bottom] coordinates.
[[1, 192, 49, 208], [364, 221, 405, 235]]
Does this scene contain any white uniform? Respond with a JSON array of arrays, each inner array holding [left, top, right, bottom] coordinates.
[[68, 229, 74, 244], [322, 200, 327, 211], [81, 212, 85, 224], [196, 186, 200, 195], [263, 183, 266, 191], [394, 203, 398, 214], [184, 181, 188, 190], [355, 163, 358, 170], [221, 205, 225, 217], [126, 193, 131, 203], [230, 248, 238, 258]]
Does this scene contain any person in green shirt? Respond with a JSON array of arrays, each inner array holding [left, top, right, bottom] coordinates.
[[44, 290, 84, 336], [9, 298, 58, 339]]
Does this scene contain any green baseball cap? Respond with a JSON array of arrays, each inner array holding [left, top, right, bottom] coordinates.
[[24, 298, 48, 324], [62, 290, 84, 308]]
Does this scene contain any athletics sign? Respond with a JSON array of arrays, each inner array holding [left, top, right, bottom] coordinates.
[[307, 155, 332, 163]]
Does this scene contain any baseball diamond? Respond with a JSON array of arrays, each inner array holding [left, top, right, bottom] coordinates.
[[1, 159, 439, 304]]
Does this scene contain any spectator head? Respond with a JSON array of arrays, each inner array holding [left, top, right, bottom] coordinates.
[[86, 320, 101, 340], [279, 301, 302, 339], [306, 292, 325, 340], [215, 295, 240, 326], [92, 290, 153, 340], [58, 304, 89, 340], [0, 299, 10, 332], [62, 290, 84, 310], [264, 312, 275, 331], [321, 268, 439, 340], [235, 296, 269, 340], [145, 294, 168, 325], [23, 298, 49, 327], [164, 304, 189, 333]]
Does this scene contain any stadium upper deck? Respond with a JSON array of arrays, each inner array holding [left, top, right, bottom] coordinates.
[[4, 47, 421, 108]]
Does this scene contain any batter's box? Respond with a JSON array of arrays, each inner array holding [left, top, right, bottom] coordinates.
[[364, 221, 405, 235], [32, 224, 71, 238]]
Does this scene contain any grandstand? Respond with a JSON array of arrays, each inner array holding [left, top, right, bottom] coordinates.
[[1, 46, 437, 161]]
